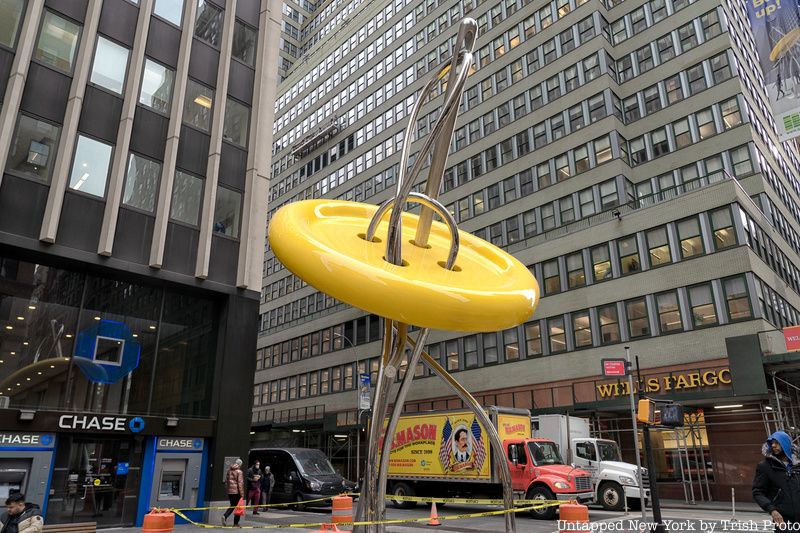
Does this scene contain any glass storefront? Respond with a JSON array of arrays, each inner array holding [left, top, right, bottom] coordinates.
[[0, 255, 218, 417]]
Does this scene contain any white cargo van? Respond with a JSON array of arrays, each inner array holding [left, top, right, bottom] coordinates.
[[532, 414, 649, 511]]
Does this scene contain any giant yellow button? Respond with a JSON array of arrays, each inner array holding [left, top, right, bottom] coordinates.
[[268, 200, 539, 332]]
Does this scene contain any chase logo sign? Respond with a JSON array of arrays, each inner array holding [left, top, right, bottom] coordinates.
[[0, 432, 56, 449], [73, 320, 141, 384], [58, 415, 145, 433], [156, 437, 205, 451]]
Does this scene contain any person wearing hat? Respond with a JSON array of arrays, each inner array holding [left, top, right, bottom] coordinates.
[[753, 430, 800, 530], [222, 458, 245, 527], [260, 466, 275, 510]]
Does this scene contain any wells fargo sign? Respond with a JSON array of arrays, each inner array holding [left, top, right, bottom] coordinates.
[[596, 368, 731, 399]]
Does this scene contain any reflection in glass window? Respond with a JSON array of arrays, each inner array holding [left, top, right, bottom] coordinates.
[[618, 236, 640, 274], [573, 310, 592, 348], [689, 284, 717, 327], [647, 226, 671, 266], [483, 333, 498, 364], [170, 170, 203, 226], [34, 11, 81, 72], [123, 154, 161, 212], [69, 135, 113, 198], [90, 37, 129, 94], [656, 291, 682, 332], [183, 79, 213, 131], [678, 217, 704, 258], [213, 186, 242, 238], [139, 59, 175, 114], [724, 276, 751, 321], [223, 98, 250, 147], [233, 21, 257, 66], [6, 115, 61, 183], [504, 328, 519, 361], [154, 0, 184, 26], [525, 322, 542, 357], [591, 244, 612, 281], [626, 298, 649, 338], [711, 207, 736, 250], [0, 0, 24, 49], [542, 259, 560, 295], [195, 0, 224, 47], [598, 304, 620, 344], [566, 252, 585, 288]]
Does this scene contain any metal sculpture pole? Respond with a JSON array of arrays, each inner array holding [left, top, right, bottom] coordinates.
[[352, 19, 520, 533]]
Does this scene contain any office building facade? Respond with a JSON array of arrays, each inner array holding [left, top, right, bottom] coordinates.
[[0, 0, 278, 527], [256, 0, 800, 501]]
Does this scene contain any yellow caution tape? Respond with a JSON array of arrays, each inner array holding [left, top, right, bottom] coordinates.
[[171, 495, 339, 512], [170, 501, 564, 529]]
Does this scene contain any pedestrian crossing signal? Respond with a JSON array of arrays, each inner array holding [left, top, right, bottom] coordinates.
[[637, 399, 656, 425]]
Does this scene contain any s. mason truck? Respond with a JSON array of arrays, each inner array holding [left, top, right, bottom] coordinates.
[[383, 407, 594, 519], [532, 414, 649, 511]]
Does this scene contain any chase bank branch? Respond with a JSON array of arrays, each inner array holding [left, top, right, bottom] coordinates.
[[0, 0, 277, 527]]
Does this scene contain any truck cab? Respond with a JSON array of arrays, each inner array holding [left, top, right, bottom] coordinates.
[[505, 437, 594, 520], [571, 437, 650, 511]]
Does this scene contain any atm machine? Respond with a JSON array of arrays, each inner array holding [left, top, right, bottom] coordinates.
[[137, 437, 207, 526], [0, 432, 56, 513]]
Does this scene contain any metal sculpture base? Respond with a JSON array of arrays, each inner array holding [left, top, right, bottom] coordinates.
[[352, 18, 517, 533]]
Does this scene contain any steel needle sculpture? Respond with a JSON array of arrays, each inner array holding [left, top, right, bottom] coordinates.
[[268, 19, 540, 533]]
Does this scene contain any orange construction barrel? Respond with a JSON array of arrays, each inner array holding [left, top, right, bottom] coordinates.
[[559, 502, 589, 532], [142, 508, 175, 533], [311, 525, 345, 532], [331, 495, 353, 528]]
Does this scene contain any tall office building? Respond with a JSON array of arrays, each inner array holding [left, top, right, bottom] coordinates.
[[255, 0, 800, 501], [0, 0, 279, 527]]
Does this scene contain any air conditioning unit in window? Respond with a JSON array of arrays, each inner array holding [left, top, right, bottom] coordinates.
[[0, 396, 9, 409]]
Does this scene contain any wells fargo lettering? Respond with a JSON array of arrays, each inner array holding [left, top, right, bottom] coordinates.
[[596, 368, 730, 399]]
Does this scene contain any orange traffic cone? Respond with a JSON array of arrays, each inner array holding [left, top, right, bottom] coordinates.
[[310, 524, 344, 532], [428, 502, 441, 527]]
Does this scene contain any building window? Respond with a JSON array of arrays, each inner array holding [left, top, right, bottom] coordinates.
[[647, 226, 671, 266], [678, 217, 704, 258], [591, 244, 612, 281], [213, 186, 242, 238], [232, 21, 257, 66], [504, 328, 520, 361], [223, 98, 250, 147], [446, 340, 458, 371], [6, 115, 61, 183], [548, 316, 566, 353], [656, 291, 682, 332], [123, 153, 161, 212], [626, 298, 650, 338], [689, 283, 718, 327], [195, 0, 223, 47], [68, 135, 113, 198], [595, 135, 612, 163], [542, 259, 560, 294], [723, 276, 752, 321], [139, 59, 175, 114], [673, 118, 692, 148], [34, 11, 81, 73], [710, 207, 736, 250], [566, 252, 585, 288], [154, 0, 184, 26], [598, 304, 620, 344], [183, 79, 214, 132], [90, 37, 129, 94], [463, 335, 478, 368], [482, 333, 498, 365], [170, 170, 203, 225], [0, 0, 24, 49], [573, 310, 592, 348], [721, 98, 742, 129], [618, 236, 640, 274], [696, 108, 716, 139], [525, 322, 542, 357]]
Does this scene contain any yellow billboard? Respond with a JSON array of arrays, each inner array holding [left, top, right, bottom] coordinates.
[[496, 413, 531, 440], [383, 411, 492, 480]]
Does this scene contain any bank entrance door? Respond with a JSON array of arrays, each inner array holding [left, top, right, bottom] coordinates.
[[47, 436, 143, 527]]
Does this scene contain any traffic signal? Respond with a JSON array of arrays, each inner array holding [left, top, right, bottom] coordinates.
[[637, 399, 656, 424], [660, 403, 685, 427]]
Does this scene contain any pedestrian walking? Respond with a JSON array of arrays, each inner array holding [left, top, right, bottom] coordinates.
[[260, 466, 275, 510], [1, 493, 44, 533], [222, 458, 245, 527], [246, 460, 263, 515], [753, 430, 800, 531]]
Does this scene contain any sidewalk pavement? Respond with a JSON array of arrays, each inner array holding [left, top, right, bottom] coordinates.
[[659, 498, 761, 513]]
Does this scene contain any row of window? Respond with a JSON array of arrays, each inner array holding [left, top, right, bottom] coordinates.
[[254, 274, 757, 405], [750, 192, 800, 281], [8, 116, 242, 237], [755, 275, 800, 331], [740, 208, 800, 300]]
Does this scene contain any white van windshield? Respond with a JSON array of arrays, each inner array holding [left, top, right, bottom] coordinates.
[[597, 441, 622, 462], [294, 451, 337, 476]]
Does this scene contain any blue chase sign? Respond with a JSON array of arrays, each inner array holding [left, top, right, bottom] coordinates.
[[73, 320, 141, 384]]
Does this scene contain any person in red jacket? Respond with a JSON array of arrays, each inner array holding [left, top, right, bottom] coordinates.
[[222, 459, 245, 527]]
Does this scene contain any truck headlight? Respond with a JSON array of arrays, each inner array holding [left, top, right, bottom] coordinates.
[[307, 480, 321, 491], [619, 476, 636, 486], [554, 481, 570, 489]]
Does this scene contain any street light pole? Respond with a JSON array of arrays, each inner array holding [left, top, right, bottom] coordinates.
[[625, 346, 647, 521]]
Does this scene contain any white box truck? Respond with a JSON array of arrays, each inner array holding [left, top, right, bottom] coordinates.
[[532, 414, 650, 511]]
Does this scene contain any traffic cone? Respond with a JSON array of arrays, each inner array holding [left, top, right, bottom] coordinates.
[[428, 502, 441, 527], [310, 524, 343, 532]]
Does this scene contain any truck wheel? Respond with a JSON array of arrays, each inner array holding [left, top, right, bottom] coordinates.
[[526, 486, 557, 520], [389, 482, 417, 509], [599, 482, 625, 511]]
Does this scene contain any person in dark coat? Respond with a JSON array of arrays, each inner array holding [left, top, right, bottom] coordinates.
[[753, 430, 800, 530], [260, 466, 275, 510], [246, 460, 262, 515], [0, 493, 43, 533]]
